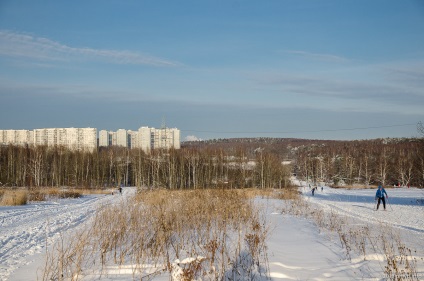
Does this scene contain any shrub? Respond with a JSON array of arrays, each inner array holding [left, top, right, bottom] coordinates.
[[28, 190, 47, 201], [58, 190, 81, 199]]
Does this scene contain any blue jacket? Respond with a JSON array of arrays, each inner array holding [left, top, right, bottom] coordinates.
[[375, 186, 387, 198]]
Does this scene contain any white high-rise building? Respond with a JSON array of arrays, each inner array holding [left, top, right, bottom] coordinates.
[[0, 128, 97, 151], [0, 129, 33, 145], [116, 129, 128, 147], [128, 130, 137, 148], [150, 127, 180, 150], [79, 128, 97, 151], [15, 130, 32, 145], [33, 129, 47, 146], [5, 130, 16, 144], [46, 128, 58, 147], [1, 126, 179, 152], [137, 126, 153, 152], [99, 130, 111, 147], [65, 128, 79, 149], [98, 126, 180, 152]]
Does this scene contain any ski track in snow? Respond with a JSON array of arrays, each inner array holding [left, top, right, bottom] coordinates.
[[0, 189, 131, 281], [303, 186, 424, 244]]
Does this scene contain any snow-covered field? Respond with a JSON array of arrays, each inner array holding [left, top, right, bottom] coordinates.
[[1, 185, 423, 280], [277, 185, 424, 280], [0, 189, 134, 281]]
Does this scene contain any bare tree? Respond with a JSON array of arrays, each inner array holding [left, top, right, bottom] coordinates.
[[418, 121, 424, 136]]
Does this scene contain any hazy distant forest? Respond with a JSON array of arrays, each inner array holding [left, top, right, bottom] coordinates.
[[1, 135, 423, 189]]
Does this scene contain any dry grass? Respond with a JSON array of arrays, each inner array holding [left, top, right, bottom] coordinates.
[[28, 190, 47, 201], [42, 188, 271, 280], [0, 190, 28, 206], [79, 188, 112, 195], [40, 186, 423, 280], [271, 187, 301, 200], [281, 194, 422, 280], [331, 184, 379, 189], [26, 188, 82, 201], [3, 186, 110, 204], [229, 187, 300, 201]]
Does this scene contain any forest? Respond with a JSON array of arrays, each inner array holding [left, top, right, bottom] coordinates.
[[0, 144, 290, 189], [0, 137, 423, 189], [185, 137, 424, 188]]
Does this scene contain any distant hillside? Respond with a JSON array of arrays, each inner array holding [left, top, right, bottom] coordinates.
[[183, 137, 424, 187], [182, 137, 423, 159]]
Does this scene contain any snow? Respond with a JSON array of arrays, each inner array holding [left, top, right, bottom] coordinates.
[[268, 185, 424, 280], [267, 215, 359, 280], [1, 185, 423, 280], [304, 186, 424, 235], [0, 189, 134, 281]]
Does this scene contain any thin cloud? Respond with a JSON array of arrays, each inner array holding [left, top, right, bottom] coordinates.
[[0, 30, 179, 67], [285, 50, 349, 63], [385, 66, 424, 87], [250, 71, 424, 111]]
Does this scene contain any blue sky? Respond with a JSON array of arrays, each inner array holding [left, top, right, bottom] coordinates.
[[1, 0, 423, 141]]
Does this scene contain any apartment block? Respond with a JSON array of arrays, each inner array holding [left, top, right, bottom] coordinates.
[[127, 130, 137, 148], [137, 126, 153, 151], [150, 127, 181, 150], [0, 128, 97, 151], [99, 130, 111, 147], [2, 125, 179, 152], [99, 129, 129, 148], [116, 129, 128, 147], [99, 126, 180, 152], [0, 130, 33, 145]]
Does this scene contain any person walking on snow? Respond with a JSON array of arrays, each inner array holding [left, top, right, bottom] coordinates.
[[375, 184, 388, 210]]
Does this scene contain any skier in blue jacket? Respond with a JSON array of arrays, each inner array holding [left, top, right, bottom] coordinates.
[[375, 185, 388, 210]]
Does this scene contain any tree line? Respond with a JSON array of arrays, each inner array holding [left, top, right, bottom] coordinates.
[[0, 145, 291, 189], [1, 137, 423, 189], [293, 138, 424, 187]]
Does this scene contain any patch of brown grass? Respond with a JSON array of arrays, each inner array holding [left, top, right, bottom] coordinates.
[[243, 187, 300, 200], [28, 188, 82, 201], [57, 190, 81, 199], [79, 188, 112, 195], [331, 184, 378, 190], [0, 190, 28, 206], [28, 190, 47, 201], [12, 187, 111, 203], [42, 188, 271, 280]]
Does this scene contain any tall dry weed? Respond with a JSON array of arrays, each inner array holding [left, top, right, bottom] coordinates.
[[42, 188, 271, 280], [280, 192, 422, 280], [0, 190, 28, 206], [27, 188, 82, 201]]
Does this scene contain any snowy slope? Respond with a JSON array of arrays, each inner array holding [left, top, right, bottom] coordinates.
[[0, 189, 134, 281], [304, 186, 424, 234], [265, 185, 424, 280], [1, 186, 423, 280]]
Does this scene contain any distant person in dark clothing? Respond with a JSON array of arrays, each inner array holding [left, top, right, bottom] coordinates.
[[375, 185, 388, 210], [119, 186, 122, 195]]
